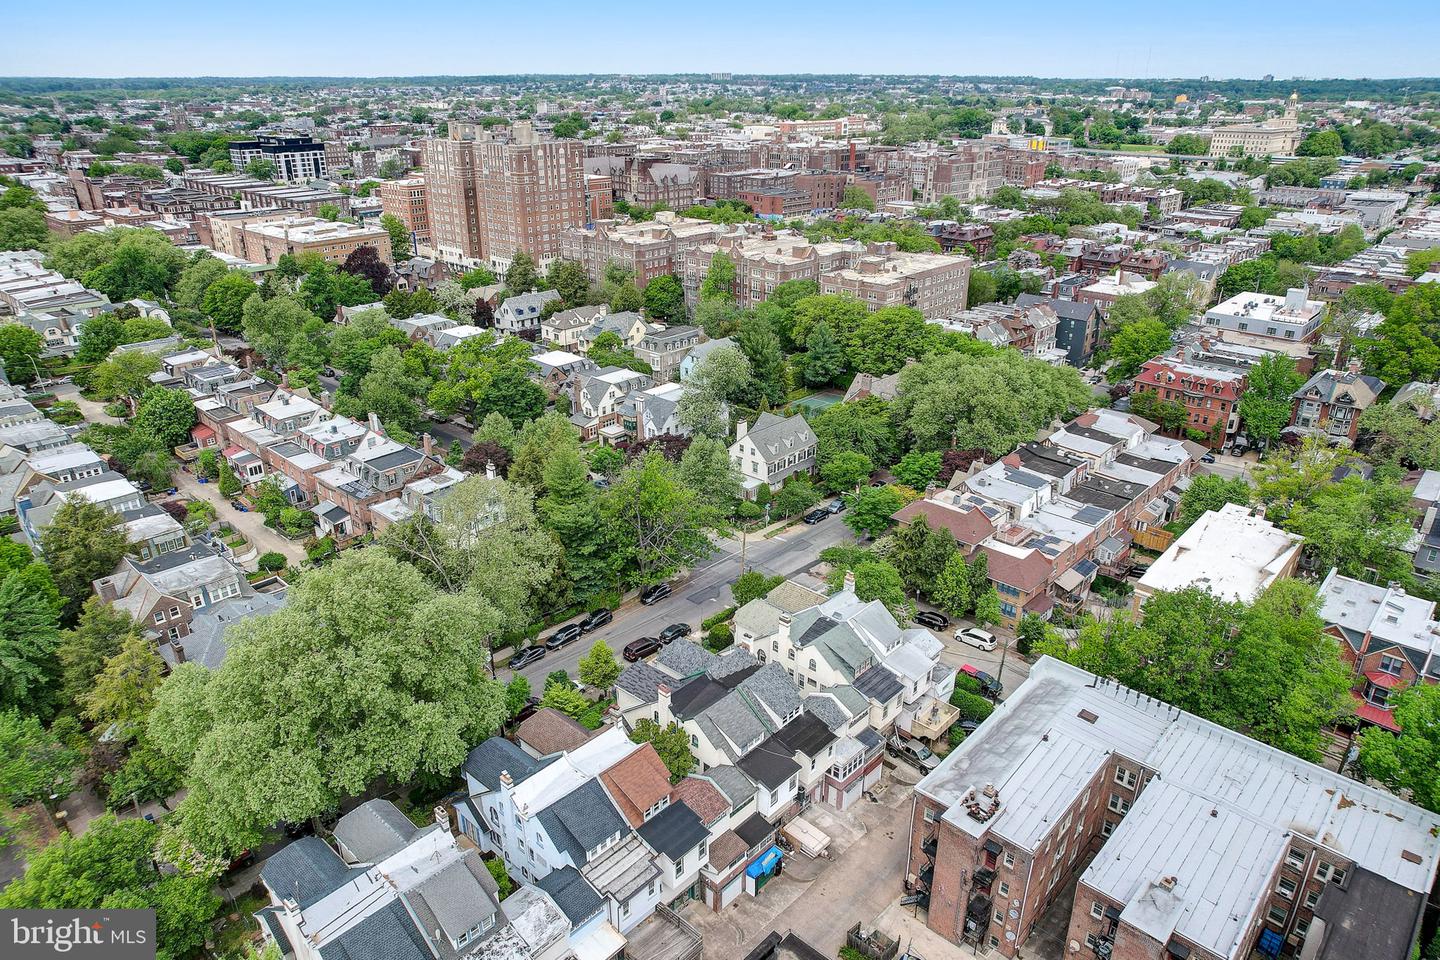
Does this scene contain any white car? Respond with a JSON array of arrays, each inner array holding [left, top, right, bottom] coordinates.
[[955, 626, 997, 651]]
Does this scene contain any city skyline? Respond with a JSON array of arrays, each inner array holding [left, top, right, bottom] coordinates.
[[5, 0, 1439, 79]]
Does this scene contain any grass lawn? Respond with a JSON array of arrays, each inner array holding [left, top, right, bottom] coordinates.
[[1110, 143, 1168, 153]]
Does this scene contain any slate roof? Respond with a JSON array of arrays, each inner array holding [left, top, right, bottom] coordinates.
[[701, 765, 757, 811], [616, 660, 669, 703], [463, 737, 541, 792], [516, 708, 593, 757], [408, 855, 499, 944], [536, 779, 629, 867], [802, 695, 850, 732], [656, 639, 716, 678], [853, 665, 905, 704], [317, 899, 430, 960], [736, 733, 802, 789], [739, 412, 816, 464], [637, 801, 709, 861], [333, 799, 420, 863], [708, 646, 761, 680], [534, 865, 606, 927], [261, 836, 362, 909]]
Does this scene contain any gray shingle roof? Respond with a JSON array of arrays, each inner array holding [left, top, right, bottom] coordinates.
[[708, 646, 760, 680], [463, 737, 541, 792], [536, 779, 629, 867], [637, 802, 710, 861], [853, 665, 905, 704], [333, 799, 420, 863], [408, 854, 499, 944], [317, 899, 430, 960], [261, 836, 363, 908], [616, 660, 668, 702], [535, 865, 605, 927], [656, 639, 716, 678], [701, 765, 757, 810]]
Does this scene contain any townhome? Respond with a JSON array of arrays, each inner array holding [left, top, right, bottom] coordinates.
[[570, 367, 653, 442], [1289, 361, 1385, 446], [542, 305, 609, 349], [18, 469, 146, 547], [729, 413, 817, 498], [573, 311, 651, 353], [253, 391, 324, 437], [529, 350, 598, 392], [93, 544, 248, 642], [496, 290, 562, 337]]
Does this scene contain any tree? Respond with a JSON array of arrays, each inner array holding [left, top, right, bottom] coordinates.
[[609, 281, 644, 314], [174, 254, 228, 310], [642, 275, 685, 323], [504, 676, 531, 719], [245, 157, 276, 180], [1238, 353, 1305, 446], [677, 436, 742, 507], [151, 551, 507, 856], [540, 682, 589, 718], [844, 485, 906, 539], [839, 185, 875, 211], [0, 325, 43, 384], [47, 229, 185, 302], [0, 709, 80, 806], [57, 599, 135, 707], [735, 314, 788, 407], [1108, 317, 1173, 381], [1297, 130, 1344, 157], [893, 451, 943, 489], [772, 476, 822, 518], [1356, 684, 1440, 813], [242, 294, 311, 368], [316, 203, 340, 221], [732, 570, 784, 608], [341, 245, 393, 296], [801, 320, 846, 386], [133, 387, 198, 449], [827, 559, 911, 620], [373, 213, 411, 260], [200, 271, 256, 333], [676, 346, 749, 439], [504, 252, 540, 295], [605, 452, 723, 583], [819, 451, 874, 493], [933, 553, 973, 617], [1174, 474, 1252, 532], [545, 260, 592, 308], [0, 207, 48, 252], [578, 641, 620, 692], [510, 412, 582, 493], [972, 587, 1002, 627], [1016, 613, 1047, 656], [628, 718, 695, 781], [82, 631, 165, 733], [888, 516, 956, 594], [699, 252, 736, 302], [0, 815, 220, 960], [40, 500, 127, 625]]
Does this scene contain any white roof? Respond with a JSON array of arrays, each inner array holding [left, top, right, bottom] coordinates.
[[531, 350, 585, 366], [61, 478, 139, 505], [124, 511, 183, 542], [1136, 503, 1300, 603], [1318, 567, 1440, 655], [27, 443, 103, 474]]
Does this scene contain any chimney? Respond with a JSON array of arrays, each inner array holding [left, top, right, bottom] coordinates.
[[368, 412, 383, 434], [485, 459, 497, 480], [170, 638, 186, 664], [736, 419, 748, 442], [499, 770, 513, 788], [280, 372, 289, 389], [1346, 356, 1362, 377], [843, 569, 857, 594], [422, 433, 433, 457]]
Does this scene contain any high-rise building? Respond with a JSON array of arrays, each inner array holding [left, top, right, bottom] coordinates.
[[377, 176, 431, 248], [422, 121, 586, 272], [227, 133, 328, 182]]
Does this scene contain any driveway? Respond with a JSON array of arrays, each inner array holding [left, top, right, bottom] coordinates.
[[682, 778, 914, 960], [172, 470, 307, 566], [51, 383, 123, 425]]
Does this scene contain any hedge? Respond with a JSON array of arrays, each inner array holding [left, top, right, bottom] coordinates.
[[951, 690, 995, 723], [702, 606, 737, 631], [953, 673, 982, 696], [704, 623, 733, 652]]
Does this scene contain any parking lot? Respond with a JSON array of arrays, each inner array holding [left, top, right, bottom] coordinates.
[[681, 771, 919, 960]]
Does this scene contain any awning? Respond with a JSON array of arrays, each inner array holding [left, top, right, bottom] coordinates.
[[1364, 670, 1403, 690], [1353, 697, 1401, 732], [746, 845, 783, 878], [983, 839, 1002, 855], [1056, 567, 1087, 593]]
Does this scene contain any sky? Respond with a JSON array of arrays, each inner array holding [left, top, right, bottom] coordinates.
[[6, 1, 1438, 79]]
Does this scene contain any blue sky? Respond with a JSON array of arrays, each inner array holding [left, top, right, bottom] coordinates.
[[6, 1, 1437, 79]]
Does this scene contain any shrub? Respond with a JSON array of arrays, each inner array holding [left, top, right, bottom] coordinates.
[[701, 606, 737, 631], [485, 857, 514, 899], [953, 672, 982, 696], [704, 623, 733, 652], [948, 726, 967, 746], [590, 590, 621, 611], [950, 690, 994, 723], [257, 552, 286, 573], [306, 535, 336, 563]]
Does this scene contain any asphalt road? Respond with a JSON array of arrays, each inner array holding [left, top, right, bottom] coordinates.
[[499, 510, 858, 687]]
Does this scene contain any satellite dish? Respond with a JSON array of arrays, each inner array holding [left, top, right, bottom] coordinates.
[[1006, 931, 1017, 942]]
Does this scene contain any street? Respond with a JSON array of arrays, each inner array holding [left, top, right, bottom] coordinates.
[[500, 511, 857, 686]]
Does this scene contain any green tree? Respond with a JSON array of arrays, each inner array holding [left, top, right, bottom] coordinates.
[[628, 718, 695, 781], [972, 587, 1002, 627], [732, 570, 784, 608], [819, 451, 873, 493], [1297, 130, 1344, 157], [735, 314, 789, 406], [173, 254, 228, 310], [840, 185, 875, 211], [827, 559, 912, 620], [1016, 614, 1047, 656], [510, 412, 582, 493], [642, 274, 686, 323], [0, 326, 44, 384], [1238, 354, 1305, 446], [242, 294, 311, 368], [1175, 474, 1252, 532], [40, 500, 127, 625], [0, 815, 219, 960], [199, 271, 256, 333], [545, 259, 592, 308], [892, 451, 943, 489], [932, 553, 973, 617], [676, 346, 749, 439], [245, 157, 276, 180], [605, 452, 723, 583], [64, 230, 186, 302], [150, 551, 507, 856], [887, 516, 956, 594], [504, 676, 531, 719], [677, 435, 742, 507], [1108, 317, 1173, 381], [82, 631, 165, 733], [0, 207, 48, 252], [1356, 684, 1440, 813], [699, 252, 736, 303], [0, 710, 80, 806], [811, 396, 899, 468], [133, 387, 197, 449], [540, 682, 589, 718], [578, 641, 620, 692], [504, 252, 540, 295], [844, 485, 906, 539], [801, 320, 846, 386], [57, 599, 134, 707]]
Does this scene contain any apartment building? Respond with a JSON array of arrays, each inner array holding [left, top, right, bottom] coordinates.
[[377, 176, 431, 248], [228, 133, 329, 181], [239, 217, 393, 267], [560, 213, 729, 287], [680, 229, 854, 309], [1204, 287, 1326, 343], [910, 656, 1440, 960], [1133, 356, 1247, 449], [423, 121, 587, 271], [584, 154, 702, 209], [919, 146, 1005, 203], [1134, 503, 1301, 615], [820, 244, 971, 319]]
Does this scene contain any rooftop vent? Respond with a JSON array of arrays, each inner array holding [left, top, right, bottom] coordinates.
[[1078, 709, 1099, 724]]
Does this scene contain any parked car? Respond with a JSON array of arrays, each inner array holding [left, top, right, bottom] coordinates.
[[640, 583, 672, 605], [826, 498, 847, 514], [955, 626, 997, 651], [960, 663, 1003, 699], [1199, 452, 1216, 464], [886, 735, 940, 771], [579, 608, 613, 632], [512, 697, 542, 725], [913, 610, 950, 631], [802, 508, 828, 525], [623, 636, 663, 662], [545, 623, 583, 650], [508, 645, 546, 669], [955, 719, 982, 736], [658, 623, 692, 644]]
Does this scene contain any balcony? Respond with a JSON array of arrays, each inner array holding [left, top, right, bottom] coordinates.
[[908, 697, 960, 742]]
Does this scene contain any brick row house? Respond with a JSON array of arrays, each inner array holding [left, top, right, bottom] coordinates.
[[1133, 356, 1247, 450]]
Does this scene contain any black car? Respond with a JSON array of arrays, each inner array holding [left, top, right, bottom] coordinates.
[[513, 697, 542, 725], [802, 508, 828, 525], [640, 583, 672, 605], [913, 610, 950, 631], [508, 645, 546, 669], [658, 623, 692, 644], [623, 637, 663, 662], [545, 623, 583, 650], [580, 608, 613, 632], [1199, 452, 1217, 463], [826, 498, 847, 514], [956, 719, 982, 736]]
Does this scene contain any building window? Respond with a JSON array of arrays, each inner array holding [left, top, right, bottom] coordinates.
[[1090, 901, 1104, 920], [1101, 819, 1116, 837], [998, 882, 1009, 897], [1277, 878, 1297, 900], [1108, 793, 1130, 815], [1267, 906, 1287, 926], [1304, 890, 1320, 909], [1286, 848, 1306, 870], [1114, 766, 1137, 789], [1003, 852, 1015, 868], [1379, 654, 1405, 676]]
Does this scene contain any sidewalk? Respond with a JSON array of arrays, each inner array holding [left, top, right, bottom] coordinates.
[[172, 471, 307, 566]]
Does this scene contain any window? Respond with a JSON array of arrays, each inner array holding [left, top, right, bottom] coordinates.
[[169, 606, 181, 618], [691, 734, 699, 748], [1090, 901, 1104, 920], [154, 611, 166, 624], [1286, 848, 1306, 870], [1003, 852, 1015, 868], [1277, 878, 1297, 900], [1304, 890, 1320, 909], [923, 807, 938, 823], [1267, 906, 1287, 926], [998, 882, 1010, 897], [1114, 766, 1136, 789], [1108, 793, 1130, 815], [1379, 654, 1405, 676], [994, 910, 1004, 925], [675, 859, 685, 878], [1295, 918, 1311, 941], [1085, 934, 1099, 950]]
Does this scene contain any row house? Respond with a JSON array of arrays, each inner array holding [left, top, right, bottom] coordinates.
[[1133, 356, 1247, 449], [570, 367, 653, 443], [94, 544, 248, 644], [1319, 569, 1440, 734], [1289, 361, 1386, 446]]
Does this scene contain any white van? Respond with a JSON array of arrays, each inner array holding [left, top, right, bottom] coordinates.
[[955, 626, 997, 651]]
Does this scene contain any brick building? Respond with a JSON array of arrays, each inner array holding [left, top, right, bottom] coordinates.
[[819, 244, 971, 319], [560, 213, 729, 287], [909, 656, 1440, 960], [1133, 356, 1247, 449], [377, 176, 431, 247]]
